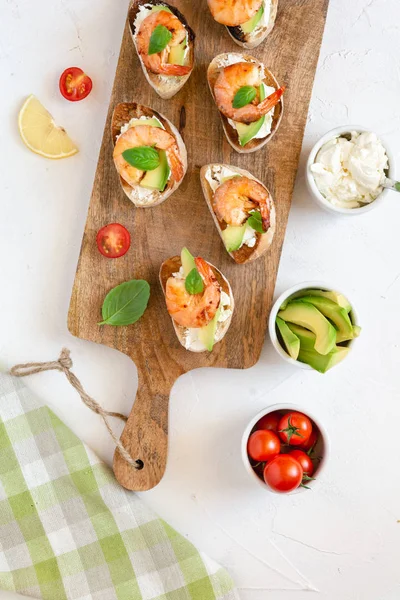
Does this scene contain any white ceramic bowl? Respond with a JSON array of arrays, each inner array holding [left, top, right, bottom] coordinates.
[[268, 281, 359, 370], [306, 125, 395, 215], [242, 404, 329, 494]]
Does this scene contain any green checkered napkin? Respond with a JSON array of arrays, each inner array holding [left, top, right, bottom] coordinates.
[[0, 371, 238, 600]]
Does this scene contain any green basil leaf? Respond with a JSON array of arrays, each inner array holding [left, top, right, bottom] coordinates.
[[99, 280, 150, 326], [148, 24, 172, 55], [247, 210, 264, 233], [122, 146, 160, 171], [185, 268, 204, 295], [232, 85, 257, 109]]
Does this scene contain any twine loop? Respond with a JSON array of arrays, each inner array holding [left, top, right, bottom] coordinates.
[[10, 349, 142, 470]]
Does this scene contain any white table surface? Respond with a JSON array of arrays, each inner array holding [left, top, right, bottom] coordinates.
[[1, 0, 400, 598]]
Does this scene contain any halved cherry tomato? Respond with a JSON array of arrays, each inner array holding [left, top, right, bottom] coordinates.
[[263, 455, 303, 493], [59, 67, 93, 101], [256, 411, 281, 433], [288, 450, 314, 476], [96, 223, 130, 259], [247, 430, 281, 462], [298, 428, 318, 452], [278, 411, 312, 446]]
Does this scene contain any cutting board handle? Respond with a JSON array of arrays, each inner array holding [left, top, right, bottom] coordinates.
[[113, 364, 176, 491]]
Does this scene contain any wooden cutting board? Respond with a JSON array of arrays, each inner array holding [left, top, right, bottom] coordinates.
[[68, 0, 329, 491]]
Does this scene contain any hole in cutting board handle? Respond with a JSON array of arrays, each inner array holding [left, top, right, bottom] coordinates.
[[135, 459, 144, 470]]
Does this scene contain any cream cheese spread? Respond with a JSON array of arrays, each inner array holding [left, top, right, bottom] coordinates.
[[204, 165, 238, 193], [311, 131, 388, 209], [242, 224, 257, 248], [133, 4, 154, 32], [216, 53, 250, 69]]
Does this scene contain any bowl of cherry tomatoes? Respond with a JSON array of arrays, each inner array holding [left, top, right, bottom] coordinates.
[[242, 404, 328, 494]]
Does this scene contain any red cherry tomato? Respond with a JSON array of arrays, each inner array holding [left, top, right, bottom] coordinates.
[[298, 428, 318, 451], [278, 411, 312, 446], [247, 430, 281, 462], [288, 450, 314, 476], [256, 411, 281, 433], [96, 223, 130, 259], [59, 67, 93, 101], [263, 455, 303, 493]]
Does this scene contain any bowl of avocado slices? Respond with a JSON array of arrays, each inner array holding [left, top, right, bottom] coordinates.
[[268, 282, 361, 373]]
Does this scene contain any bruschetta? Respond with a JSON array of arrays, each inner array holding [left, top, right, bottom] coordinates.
[[160, 248, 234, 352], [200, 164, 276, 264], [128, 0, 195, 99], [207, 52, 284, 154], [112, 102, 187, 207], [207, 0, 278, 49]]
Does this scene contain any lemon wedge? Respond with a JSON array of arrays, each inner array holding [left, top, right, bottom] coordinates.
[[18, 95, 78, 159]]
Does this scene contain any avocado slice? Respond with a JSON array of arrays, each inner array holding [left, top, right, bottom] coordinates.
[[181, 247, 196, 277], [308, 290, 352, 312], [286, 323, 351, 372], [240, 3, 264, 34], [221, 224, 246, 252], [198, 305, 222, 352], [353, 325, 362, 338], [168, 38, 187, 66], [151, 5, 172, 13], [276, 317, 300, 360], [298, 296, 354, 343], [280, 289, 351, 312], [220, 174, 241, 184], [236, 83, 266, 147], [129, 117, 162, 129], [298, 346, 350, 374], [278, 301, 337, 355], [286, 323, 316, 351], [141, 150, 170, 192]]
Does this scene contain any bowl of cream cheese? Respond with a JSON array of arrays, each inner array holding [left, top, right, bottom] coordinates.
[[306, 125, 395, 215]]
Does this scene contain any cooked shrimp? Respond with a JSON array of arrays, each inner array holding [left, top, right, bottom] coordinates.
[[214, 62, 285, 124], [136, 10, 191, 76], [207, 0, 263, 26], [166, 258, 221, 328], [213, 176, 271, 231], [113, 125, 184, 189]]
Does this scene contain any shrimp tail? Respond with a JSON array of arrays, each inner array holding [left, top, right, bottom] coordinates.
[[260, 209, 270, 232], [258, 86, 286, 115], [166, 147, 185, 182], [195, 257, 217, 285], [259, 196, 271, 232], [158, 64, 192, 76]]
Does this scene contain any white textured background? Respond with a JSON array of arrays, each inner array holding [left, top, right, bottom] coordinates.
[[1, 0, 400, 598]]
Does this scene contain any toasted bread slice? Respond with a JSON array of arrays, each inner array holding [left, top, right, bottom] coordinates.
[[226, 0, 278, 49], [128, 0, 195, 100], [160, 256, 234, 353], [207, 53, 283, 154], [200, 164, 276, 264], [111, 102, 187, 208]]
